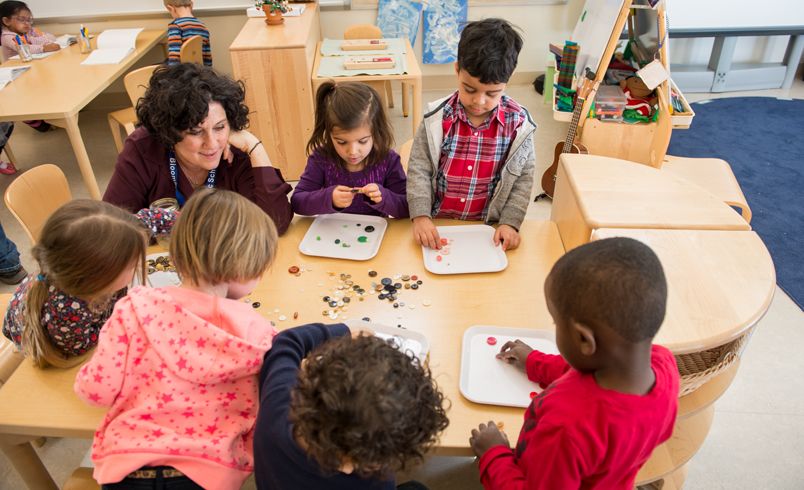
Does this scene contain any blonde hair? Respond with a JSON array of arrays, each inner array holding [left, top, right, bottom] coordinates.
[[22, 200, 148, 368], [170, 188, 278, 287], [163, 0, 193, 7]]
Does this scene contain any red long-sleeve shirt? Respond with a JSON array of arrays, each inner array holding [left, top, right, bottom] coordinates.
[[479, 345, 679, 490]]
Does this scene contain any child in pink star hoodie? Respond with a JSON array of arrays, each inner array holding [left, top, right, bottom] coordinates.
[[75, 189, 279, 490]]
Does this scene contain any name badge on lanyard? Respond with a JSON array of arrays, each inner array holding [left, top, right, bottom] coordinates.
[[168, 150, 217, 207]]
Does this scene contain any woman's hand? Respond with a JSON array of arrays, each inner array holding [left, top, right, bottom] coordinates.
[[332, 186, 355, 209], [360, 183, 382, 203], [226, 130, 270, 167]]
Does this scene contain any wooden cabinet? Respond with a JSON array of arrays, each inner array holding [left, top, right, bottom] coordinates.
[[230, 5, 321, 180]]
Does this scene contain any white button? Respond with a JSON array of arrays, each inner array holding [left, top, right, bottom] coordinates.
[[467, 165, 473, 170], [460, 198, 466, 203], [473, 132, 478, 136]]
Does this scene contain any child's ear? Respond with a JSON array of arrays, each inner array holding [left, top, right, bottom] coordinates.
[[454, 61, 460, 75], [571, 320, 596, 357]]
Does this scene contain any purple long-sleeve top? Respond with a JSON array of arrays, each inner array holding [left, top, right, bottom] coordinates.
[[291, 150, 409, 218]]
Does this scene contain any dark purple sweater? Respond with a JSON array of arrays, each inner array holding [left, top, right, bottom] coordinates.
[[103, 127, 294, 235], [290, 150, 409, 218]]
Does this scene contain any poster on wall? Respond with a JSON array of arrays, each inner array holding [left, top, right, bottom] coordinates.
[[377, 0, 423, 45], [422, 0, 467, 64]]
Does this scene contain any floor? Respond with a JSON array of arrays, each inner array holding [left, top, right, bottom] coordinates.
[[0, 77, 802, 490]]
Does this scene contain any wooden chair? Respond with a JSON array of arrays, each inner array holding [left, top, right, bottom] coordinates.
[[180, 35, 204, 65], [662, 155, 752, 223], [1, 141, 16, 165], [4, 164, 72, 245], [0, 337, 23, 388], [397, 138, 413, 173], [107, 64, 159, 153], [344, 24, 410, 117]]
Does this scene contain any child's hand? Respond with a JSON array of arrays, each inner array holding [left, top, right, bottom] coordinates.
[[469, 420, 510, 458], [332, 185, 355, 209], [360, 183, 382, 203], [493, 224, 520, 251], [496, 339, 533, 373], [43, 43, 60, 52], [413, 216, 441, 249]]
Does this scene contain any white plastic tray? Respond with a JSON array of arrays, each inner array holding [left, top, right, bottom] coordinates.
[[144, 252, 181, 288], [299, 214, 388, 261], [460, 325, 559, 408], [347, 320, 429, 363], [422, 225, 507, 274]]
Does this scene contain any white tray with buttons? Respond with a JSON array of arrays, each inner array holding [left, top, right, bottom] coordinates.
[[422, 225, 508, 274], [299, 214, 388, 261]]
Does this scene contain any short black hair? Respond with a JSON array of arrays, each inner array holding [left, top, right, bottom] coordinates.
[[290, 334, 449, 478], [547, 237, 668, 343], [457, 18, 523, 84], [137, 63, 250, 147]]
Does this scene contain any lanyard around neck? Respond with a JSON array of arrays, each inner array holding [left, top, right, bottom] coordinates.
[[168, 150, 217, 207]]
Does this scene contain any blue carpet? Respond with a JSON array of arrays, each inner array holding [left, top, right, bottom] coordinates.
[[667, 97, 804, 309]]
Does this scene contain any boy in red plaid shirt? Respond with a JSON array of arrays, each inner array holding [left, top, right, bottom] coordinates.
[[407, 18, 536, 251]]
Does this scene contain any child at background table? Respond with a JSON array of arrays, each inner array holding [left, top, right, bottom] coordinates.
[[75, 188, 278, 490], [254, 324, 448, 489], [469, 237, 679, 489], [291, 81, 409, 218], [163, 0, 212, 66], [2, 200, 147, 368], [406, 18, 536, 251]]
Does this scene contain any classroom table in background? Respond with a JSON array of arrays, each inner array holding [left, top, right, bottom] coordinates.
[[551, 153, 752, 251], [311, 39, 422, 137], [0, 30, 165, 199]]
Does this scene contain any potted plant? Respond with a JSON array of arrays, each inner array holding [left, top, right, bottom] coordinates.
[[255, 0, 289, 25]]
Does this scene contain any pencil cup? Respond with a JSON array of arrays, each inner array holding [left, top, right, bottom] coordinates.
[[17, 43, 32, 62], [79, 36, 92, 54]]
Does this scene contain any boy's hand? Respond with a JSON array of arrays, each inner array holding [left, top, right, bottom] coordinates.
[[493, 224, 521, 251], [360, 183, 382, 203], [413, 216, 441, 249], [332, 186, 355, 209], [470, 421, 510, 458], [497, 339, 533, 373]]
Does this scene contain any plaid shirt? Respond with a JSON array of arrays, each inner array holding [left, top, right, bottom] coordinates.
[[433, 93, 526, 220]]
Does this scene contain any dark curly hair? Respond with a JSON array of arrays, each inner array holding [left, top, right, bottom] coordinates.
[[136, 63, 250, 147], [290, 334, 449, 478]]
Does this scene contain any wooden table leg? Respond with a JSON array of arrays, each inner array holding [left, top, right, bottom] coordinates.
[[402, 81, 410, 117], [62, 114, 101, 200], [411, 78, 422, 135], [0, 434, 59, 490]]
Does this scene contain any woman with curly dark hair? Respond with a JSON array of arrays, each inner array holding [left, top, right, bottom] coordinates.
[[254, 323, 449, 489], [103, 63, 293, 234]]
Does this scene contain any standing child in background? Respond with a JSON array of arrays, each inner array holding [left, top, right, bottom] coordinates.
[[291, 82, 409, 218], [254, 324, 448, 489], [75, 189, 278, 490], [2, 200, 148, 368], [469, 237, 680, 489], [407, 18, 536, 251], [163, 0, 212, 66]]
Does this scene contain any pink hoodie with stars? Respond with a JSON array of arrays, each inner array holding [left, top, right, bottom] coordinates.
[[74, 286, 276, 490]]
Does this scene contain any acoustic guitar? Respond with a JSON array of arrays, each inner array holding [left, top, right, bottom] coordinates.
[[540, 68, 599, 198]]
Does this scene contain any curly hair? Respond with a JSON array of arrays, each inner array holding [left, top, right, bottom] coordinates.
[[290, 334, 449, 478], [137, 63, 250, 147]]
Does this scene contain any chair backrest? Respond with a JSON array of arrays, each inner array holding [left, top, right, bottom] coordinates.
[[180, 35, 204, 65], [344, 24, 383, 39], [4, 164, 72, 244], [123, 64, 159, 108], [397, 139, 413, 173]]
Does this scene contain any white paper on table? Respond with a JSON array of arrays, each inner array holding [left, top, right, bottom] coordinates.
[[55, 34, 76, 48], [81, 28, 142, 65], [6, 51, 57, 60], [0, 66, 31, 89]]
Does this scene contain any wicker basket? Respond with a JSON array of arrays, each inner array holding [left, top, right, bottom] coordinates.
[[674, 327, 755, 397]]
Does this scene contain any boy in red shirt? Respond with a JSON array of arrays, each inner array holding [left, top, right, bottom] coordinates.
[[470, 237, 680, 489]]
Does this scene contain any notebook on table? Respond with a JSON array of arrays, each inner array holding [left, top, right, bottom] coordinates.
[[81, 28, 143, 65]]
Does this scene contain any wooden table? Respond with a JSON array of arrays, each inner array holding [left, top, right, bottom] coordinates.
[[0, 30, 165, 199], [311, 39, 422, 136], [230, 5, 321, 180], [551, 154, 752, 251]]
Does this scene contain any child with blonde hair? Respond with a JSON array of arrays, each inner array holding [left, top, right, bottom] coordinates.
[[3, 200, 147, 368], [163, 0, 212, 66], [291, 81, 409, 218], [75, 188, 278, 490]]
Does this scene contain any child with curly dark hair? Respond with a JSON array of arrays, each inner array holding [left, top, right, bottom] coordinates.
[[254, 324, 449, 489]]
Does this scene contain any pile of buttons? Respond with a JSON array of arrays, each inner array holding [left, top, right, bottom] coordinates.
[[147, 255, 175, 274]]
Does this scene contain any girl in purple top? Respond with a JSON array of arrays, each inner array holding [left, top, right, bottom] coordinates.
[[291, 82, 409, 218]]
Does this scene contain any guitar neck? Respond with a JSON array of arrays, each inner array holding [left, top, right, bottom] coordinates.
[[562, 96, 586, 153]]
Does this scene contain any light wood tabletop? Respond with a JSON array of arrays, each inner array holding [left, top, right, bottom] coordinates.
[[311, 39, 422, 135], [0, 29, 165, 199], [591, 228, 776, 355], [229, 5, 319, 50], [551, 154, 752, 250]]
